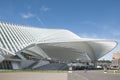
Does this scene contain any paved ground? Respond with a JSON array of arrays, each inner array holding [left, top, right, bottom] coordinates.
[[0, 71, 120, 80], [0, 72, 67, 80], [68, 71, 120, 80]]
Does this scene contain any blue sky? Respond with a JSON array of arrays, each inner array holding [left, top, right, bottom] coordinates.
[[0, 0, 120, 60]]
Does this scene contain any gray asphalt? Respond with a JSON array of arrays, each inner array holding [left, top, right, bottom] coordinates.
[[68, 71, 120, 80]]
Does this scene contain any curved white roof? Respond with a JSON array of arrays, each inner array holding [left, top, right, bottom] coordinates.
[[0, 22, 117, 62]]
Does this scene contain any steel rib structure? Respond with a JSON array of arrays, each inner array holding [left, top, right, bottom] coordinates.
[[0, 22, 117, 62]]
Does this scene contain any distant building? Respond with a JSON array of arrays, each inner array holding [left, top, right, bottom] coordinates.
[[97, 60, 111, 69], [113, 53, 120, 59], [111, 53, 120, 69]]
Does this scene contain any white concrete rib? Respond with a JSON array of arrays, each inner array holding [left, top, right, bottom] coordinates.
[[0, 22, 117, 62]]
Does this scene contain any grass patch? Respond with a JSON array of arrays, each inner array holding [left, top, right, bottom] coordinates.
[[101, 70, 120, 74], [115, 70, 120, 73], [90, 69, 120, 74]]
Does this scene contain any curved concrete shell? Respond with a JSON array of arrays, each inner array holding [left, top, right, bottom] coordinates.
[[0, 22, 117, 62]]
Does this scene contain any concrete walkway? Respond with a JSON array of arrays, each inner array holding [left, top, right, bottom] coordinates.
[[1, 70, 120, 80], [0, 72, 67, 80], [68, 71, 120, 80]]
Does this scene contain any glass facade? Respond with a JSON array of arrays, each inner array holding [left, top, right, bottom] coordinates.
[[0, 61, 12, 69]]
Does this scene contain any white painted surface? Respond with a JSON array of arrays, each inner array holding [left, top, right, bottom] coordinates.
[[0, 22, 117, 62]]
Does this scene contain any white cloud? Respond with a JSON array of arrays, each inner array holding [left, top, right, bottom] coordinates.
[[20, 12, 45, 26], [40, 6, 50, 12], [21, 12, 34, 19], [36, 17, 45, 26]]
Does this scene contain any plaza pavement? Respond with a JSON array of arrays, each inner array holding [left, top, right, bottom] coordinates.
[[68, 70, 120, 80], [0, 70, 120, 80], [0, 72, 67, 80]]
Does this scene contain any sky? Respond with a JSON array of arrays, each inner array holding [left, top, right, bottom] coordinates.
[[0, 0, 120, 60]]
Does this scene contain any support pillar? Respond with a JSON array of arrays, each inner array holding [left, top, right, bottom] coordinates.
[[93, 60, 97, 69]]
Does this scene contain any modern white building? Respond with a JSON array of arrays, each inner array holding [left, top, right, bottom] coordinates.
[[0, 22, 117, 69]]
